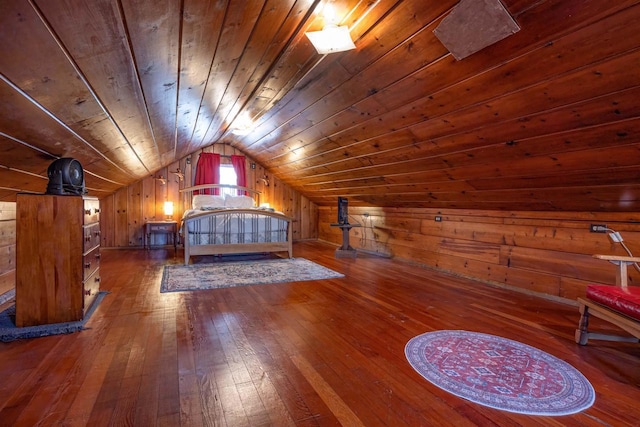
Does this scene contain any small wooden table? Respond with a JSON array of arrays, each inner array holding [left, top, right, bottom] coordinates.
[[144, 220, 178, 254], [330, 222, 361, 258]]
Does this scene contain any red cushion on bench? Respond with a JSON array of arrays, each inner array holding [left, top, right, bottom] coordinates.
[[586, 285, 640, 321]]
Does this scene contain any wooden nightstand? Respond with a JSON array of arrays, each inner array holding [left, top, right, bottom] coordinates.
[[144, 220, 178, 254]]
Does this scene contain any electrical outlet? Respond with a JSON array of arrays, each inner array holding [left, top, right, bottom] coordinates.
[[589, 224, 607, 233], [435, 215, 442, 222]]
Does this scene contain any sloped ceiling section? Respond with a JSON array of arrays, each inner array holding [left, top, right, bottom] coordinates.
[[1, 0, 639, 211]]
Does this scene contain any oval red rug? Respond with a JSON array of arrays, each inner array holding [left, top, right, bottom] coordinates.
[[405, 330, 595, 416]]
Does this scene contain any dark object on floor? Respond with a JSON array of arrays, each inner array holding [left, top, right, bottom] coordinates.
[[0, 291, 108, 342]]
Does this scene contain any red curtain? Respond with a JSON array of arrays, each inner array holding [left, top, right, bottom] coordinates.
[[231, 155, 247, 195], [194, 153, 221, 195]]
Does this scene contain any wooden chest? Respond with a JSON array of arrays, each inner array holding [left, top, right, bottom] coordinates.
[[16, 194, 101, 327]]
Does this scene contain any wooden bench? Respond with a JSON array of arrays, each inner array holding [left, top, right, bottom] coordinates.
[[575, 255, 640, 345]]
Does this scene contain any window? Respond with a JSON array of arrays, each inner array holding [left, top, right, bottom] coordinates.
[[219, 164, 237, 197]]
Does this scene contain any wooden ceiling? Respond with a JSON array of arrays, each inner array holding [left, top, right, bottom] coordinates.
[[1, 0, 639, 211]]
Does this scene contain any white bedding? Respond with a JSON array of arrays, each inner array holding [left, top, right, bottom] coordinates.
[[181, 208, 289, 245]]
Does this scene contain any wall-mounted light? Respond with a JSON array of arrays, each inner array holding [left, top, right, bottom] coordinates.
[[156, 175, 166, 185], [163, 201, 174, 220], [261, 175, 270, 187]]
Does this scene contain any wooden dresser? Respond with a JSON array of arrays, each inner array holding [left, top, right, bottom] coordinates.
[[16, 194, 101, 327]]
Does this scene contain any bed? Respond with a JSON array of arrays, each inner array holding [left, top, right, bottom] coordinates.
[[179, 184, 293, 264]]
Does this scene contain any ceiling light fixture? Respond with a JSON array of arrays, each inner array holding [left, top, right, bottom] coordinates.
[[306, 24, 356, 54], [306, 1, 356, 55], [231, 111, 256, 136]]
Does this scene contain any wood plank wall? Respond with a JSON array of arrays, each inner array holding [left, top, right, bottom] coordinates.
[[0, 202, 16, 301], [319, 206, 640, 301], [99, 144, 318, 248]]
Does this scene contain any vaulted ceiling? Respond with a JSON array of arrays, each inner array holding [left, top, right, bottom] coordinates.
[[1, 0, 639, 211]]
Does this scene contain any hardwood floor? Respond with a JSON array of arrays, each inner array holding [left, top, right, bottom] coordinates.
[[1, 240, 639, 426]]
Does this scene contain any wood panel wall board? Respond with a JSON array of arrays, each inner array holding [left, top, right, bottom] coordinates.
[[345, 206, 636, 223], [99, 193, 115, 248], [301, 165, 638, 197], [288, 26, 448, 131], [417, 17, 640, 121], [114, 189, 130, 247], [462, 0, 640, 67], [165, 161, 182, 221], [152, 167, 168, 220], [559, 276, 600, 301], [297, 170, 632, 203], [0, 245, 15, 273], [0, 139, 53, 173], [248, 57, 356, 153], [502, 246, 623, 284], [318, 206, 640, 301], [269, 129, 418, 173], [439, 239, 501, 264], [0, 170, 47, 195], [141, 174, 156, 223], [127, 181, 143, 247], [404, 103, 640, 168], [0, 202, 17, 297], [246, 0, 441, 140], [432, 251, 511, 287], [196, 0, 267, 146], [340, 0, 455, 76], [0, 202, 16, 221], [119, 0, 180, 165], [287, 85, 640, 189], [310, 184, 640, 211], [254, 1, 638, 164], [249, 2, 496, 153], [0, 270, 15, 296], [419, 220, 617, 256], [305, 182, 475, 198], [207, 0, 300, 141], [412, 87, 640, 158], [175, 0, 225, 158], [0, 0, 149, 178], [279, 97, 640, 190], [0, 83, 135, 184], [33, 0, 162, 175], [286, 94, 640, 185], [178, 157, 191, 212], [404, 241, 564, 296], [414, 120, 640, 177], [468, 166, 640, 192]]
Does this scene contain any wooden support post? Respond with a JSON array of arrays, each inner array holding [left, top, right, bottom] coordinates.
[[331, 223, 361, 258]]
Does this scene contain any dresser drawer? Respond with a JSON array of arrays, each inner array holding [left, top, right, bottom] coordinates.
[[83, 222, 101, 253], [148, 223, 174, 233], [83, 268, 100, 314], [83, 246, 100, 279], [83, 198, 100, 224]]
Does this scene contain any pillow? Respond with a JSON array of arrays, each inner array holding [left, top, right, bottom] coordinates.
[[192, 194, 225, 209], [224, 194, 255, 208]]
